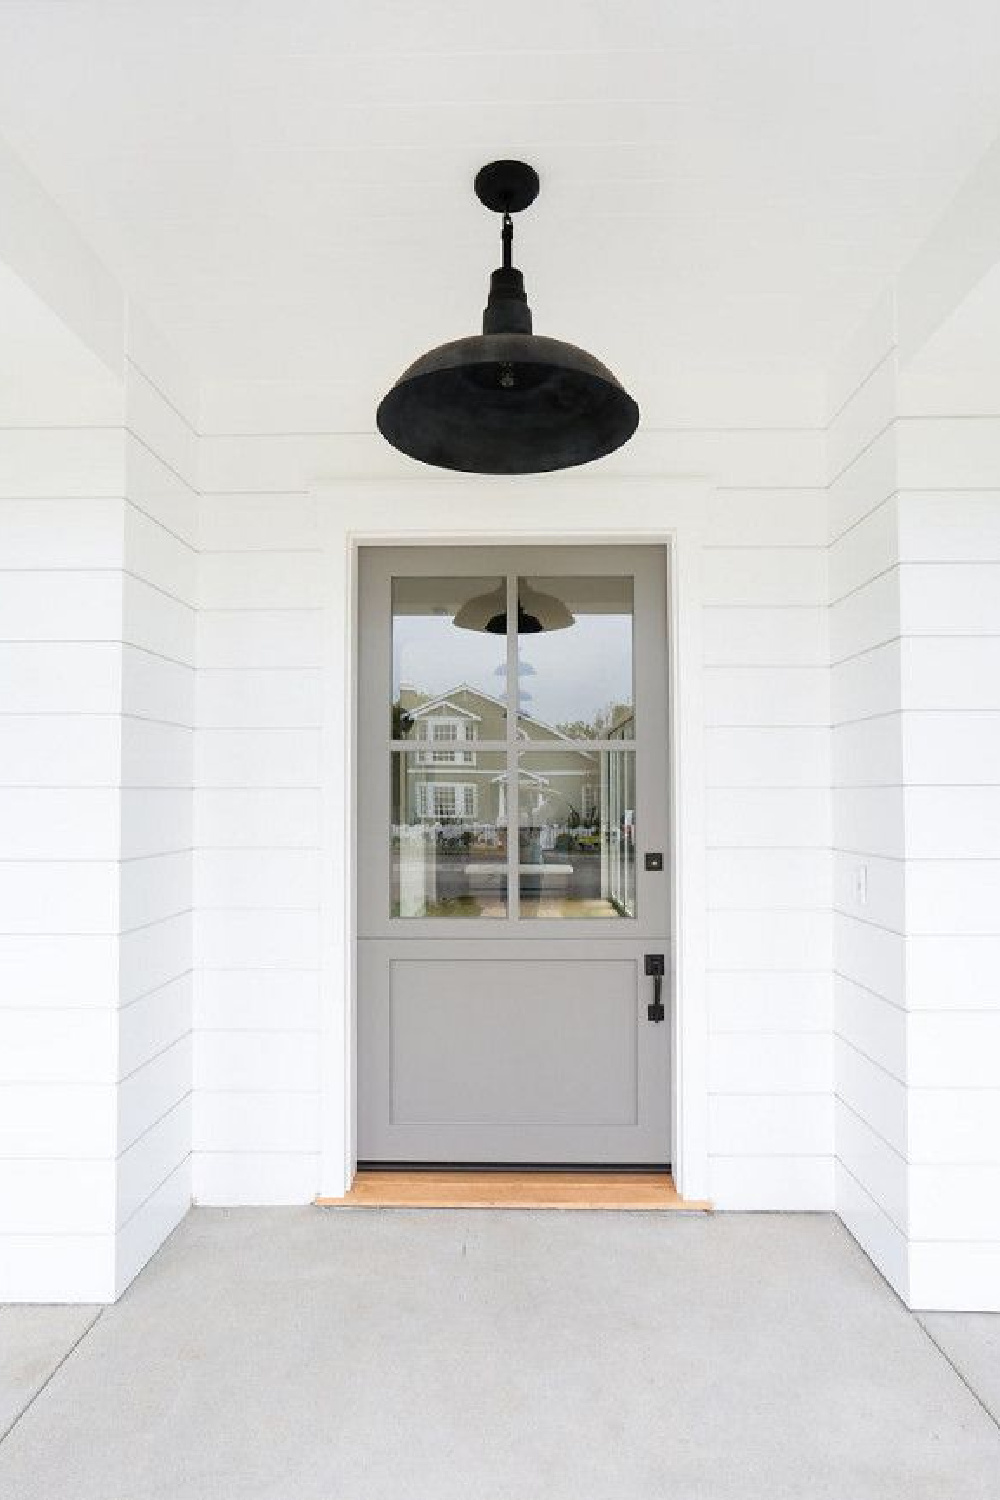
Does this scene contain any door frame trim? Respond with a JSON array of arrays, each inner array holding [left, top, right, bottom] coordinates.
[[316, 477, 709, 1201]]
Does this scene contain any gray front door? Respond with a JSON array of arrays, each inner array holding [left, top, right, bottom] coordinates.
[[357, 545, 671, 1164]]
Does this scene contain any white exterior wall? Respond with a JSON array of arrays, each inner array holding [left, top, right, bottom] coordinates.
[[703, 475, 832, 1209], [0, 265, 197, 1297], [194, 468, 324, 1204], [115, 316, 198, 1293], [827, 293, 1000, 1310], [194, 417, 834, 1212], [0, 339, 126, 1301], [827, 297, 911, 1297], [895, 398, 1000, 1310]]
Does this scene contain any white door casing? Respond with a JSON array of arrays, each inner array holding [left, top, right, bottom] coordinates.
[[316, 478, 708, 1199]]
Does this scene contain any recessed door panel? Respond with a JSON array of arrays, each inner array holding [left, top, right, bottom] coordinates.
[[358, 942, 669, 1164]]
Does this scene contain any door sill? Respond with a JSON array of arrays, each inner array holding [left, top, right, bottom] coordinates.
[[316, 1169, 711, 1212]]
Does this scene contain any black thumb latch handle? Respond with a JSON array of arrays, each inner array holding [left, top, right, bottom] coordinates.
[[645, 953, 666, 1022]]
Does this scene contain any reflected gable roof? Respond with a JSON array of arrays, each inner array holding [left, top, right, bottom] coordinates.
[[407, 683, 587, 748]]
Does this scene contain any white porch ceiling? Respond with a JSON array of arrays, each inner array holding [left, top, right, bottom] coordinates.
[[0, 1, 999, 423]]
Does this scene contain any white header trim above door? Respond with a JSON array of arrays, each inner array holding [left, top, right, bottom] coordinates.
[[316, 479, 709, 1201]]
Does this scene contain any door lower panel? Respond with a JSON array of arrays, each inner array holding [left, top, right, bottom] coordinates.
[[358, 940, 670, 1164]]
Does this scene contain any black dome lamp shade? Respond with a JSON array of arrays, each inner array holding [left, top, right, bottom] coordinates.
[[453, 580, 574, 634], [375, 160, 640, 474]]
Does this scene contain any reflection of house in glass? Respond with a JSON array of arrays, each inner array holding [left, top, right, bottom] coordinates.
[[391, 683, 635, 920]]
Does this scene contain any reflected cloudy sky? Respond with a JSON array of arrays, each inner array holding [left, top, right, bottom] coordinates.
[[393, 611, 632, 731]]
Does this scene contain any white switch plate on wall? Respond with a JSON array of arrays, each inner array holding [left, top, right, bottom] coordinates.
[[853, 863, 868, 906]]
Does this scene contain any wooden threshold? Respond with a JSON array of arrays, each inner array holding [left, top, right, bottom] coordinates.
[[316, 1169, 711, 1212]]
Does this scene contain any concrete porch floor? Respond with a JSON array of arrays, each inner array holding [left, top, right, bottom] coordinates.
[[0, 1209, 997, 1499]]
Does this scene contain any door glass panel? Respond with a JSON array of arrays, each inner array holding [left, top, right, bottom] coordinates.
[[390, 753, 507, 918], [517, 750, 636, 919], [391, 577, 506, 741], [514, 576, 634, 741]]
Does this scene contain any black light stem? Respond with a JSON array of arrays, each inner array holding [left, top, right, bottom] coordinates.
[[502, 210, 513, 271]]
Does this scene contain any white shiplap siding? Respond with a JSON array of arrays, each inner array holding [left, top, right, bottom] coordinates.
[[827, 299, 911, 1297], [114, 316, 199, 1294], [704, 474, 833, 1209], [0, 326, 125, 1299], [193, 488, 324, 1204], [895, 409, 1000, 1309]]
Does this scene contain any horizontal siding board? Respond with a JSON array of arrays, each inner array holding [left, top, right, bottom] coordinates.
[[193, 1091, 320, 1154], [119, 851, 192, 932], [0, 862, 118, 935], [703, 607, 826, 667], [832, 717, 903, 789], [194, 909, 320, 970], [707, 789, 831, 848], [0, 571, 123, 641], [903, 712, 1000, 784], [194, 969, 320, 1032], [708, 849, 832, 911], [194, 848, 321, 909], [833, 913, 905, 1007], [908, 1243, 1000, 1312], [835, 1037, 907, 1157], [196, 669, 322, 728], [119, 913, 192, 1006], [122, 645, 194, 727], [710, 1156, 833, 1210], [898, 492, 1000, 561], [828, 496, 897, 601], [194, 728, 320, 788], [124, 433, 197, 545], [902, 637, 1000, 710], [124, 502, 197, 602], [0, 642, 121, 713], [906, 934, 1000, 1010], [194, 1031, 319, 1093], [830, 569, 899, 663], [0, 497, 123, 568], [709, 1094, 832, 1156], [905, 786, 1000, 859], [122, 573, 195, 664], [703, 547, 826, 607], [834, 1102, 907, 1233], [704, 727, 829, 788], [192, 1151, 319, 1206], [705, 489, 826, 547], [199, 552, 324, 611], [197, 610, 323, 670], [704, 667, 828, 726], [835, 975, 906, 1080], [708, 911, 831, 971], [0, 429, 124, 497], [709, 1032, 832, 1094], [708, 972, 831, 1034], [0, 716, 120, 787], [119, 974, 193, 1079], [195, 788, 321, 849], [199, 494, 318, 551], [900, 562, 1000, 636], [835, 1162, 908, 1299]]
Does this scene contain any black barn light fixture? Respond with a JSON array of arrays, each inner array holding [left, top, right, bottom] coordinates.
[[376, 160, 639, 474]]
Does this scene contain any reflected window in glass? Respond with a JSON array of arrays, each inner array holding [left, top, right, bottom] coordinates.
[[391, 753, 507, 919]]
